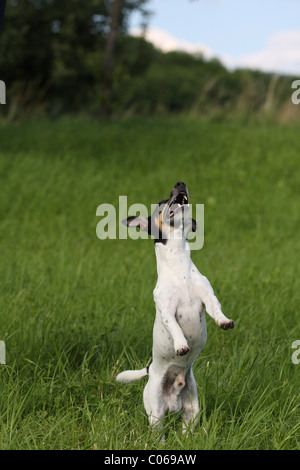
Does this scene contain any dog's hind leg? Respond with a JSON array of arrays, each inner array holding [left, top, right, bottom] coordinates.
[[143, 376, 166, 439], [180, 368, 200, 434]]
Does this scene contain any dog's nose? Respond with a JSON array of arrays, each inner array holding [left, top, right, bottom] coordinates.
[[170, 182, 189, 201], [175, 182, 186, 189]]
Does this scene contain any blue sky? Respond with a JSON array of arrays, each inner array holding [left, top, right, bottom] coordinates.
[[130, 0, 300, 76]]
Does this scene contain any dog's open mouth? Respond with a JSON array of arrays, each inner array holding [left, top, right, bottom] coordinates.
[[169, 192, 189, 218]]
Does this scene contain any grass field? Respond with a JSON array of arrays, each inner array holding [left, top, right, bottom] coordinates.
[[0, 116, 299, 450]]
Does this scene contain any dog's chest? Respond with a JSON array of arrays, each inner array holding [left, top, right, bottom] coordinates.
[[175, 284, 205, 340], [176, 293, 202, 322]]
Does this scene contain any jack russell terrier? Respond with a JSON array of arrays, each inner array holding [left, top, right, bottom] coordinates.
[[116, 182, 234, 434]]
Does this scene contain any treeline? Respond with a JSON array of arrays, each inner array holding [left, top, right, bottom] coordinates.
[[0, 0, 297, 121]]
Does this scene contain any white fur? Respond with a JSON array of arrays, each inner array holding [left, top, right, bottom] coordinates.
[[116, 367, 148, 384], [116, 184, 234, 435]]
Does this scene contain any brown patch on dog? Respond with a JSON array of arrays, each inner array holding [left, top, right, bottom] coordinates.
[[162, 366, 186, 395]]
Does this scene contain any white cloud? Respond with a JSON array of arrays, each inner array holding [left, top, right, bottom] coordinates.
[[131, 27, 215, 60], [131, 27, 300, 76], [224, 30, 300, 75]]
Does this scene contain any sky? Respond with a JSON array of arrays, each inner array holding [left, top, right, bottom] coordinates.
[[130, 0, 300, 76]]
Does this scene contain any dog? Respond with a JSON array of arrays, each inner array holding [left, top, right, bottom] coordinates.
[[116, 182, 234, 434]]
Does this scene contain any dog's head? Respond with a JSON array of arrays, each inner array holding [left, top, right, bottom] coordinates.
[[123, 182, 197, 244]]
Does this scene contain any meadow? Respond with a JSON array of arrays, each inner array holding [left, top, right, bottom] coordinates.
[[0, 116, 299, 450]]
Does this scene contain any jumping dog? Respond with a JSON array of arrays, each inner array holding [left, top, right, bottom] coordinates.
[[116, 182, 234, 433]]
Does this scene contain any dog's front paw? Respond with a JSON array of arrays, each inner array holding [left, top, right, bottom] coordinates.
[[219, 319, 234, 330], [175, 345, 190, 356]]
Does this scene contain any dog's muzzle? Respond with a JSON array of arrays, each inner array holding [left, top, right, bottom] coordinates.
[[168, 182, 189, 219]]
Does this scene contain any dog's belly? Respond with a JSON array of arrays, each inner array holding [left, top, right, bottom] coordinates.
[[153, 297, 207, 365], [176, 300, 207, 352]]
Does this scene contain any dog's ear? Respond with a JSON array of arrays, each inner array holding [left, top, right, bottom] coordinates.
[[122, 216, 149, 232], [191, 219, 197, 232]]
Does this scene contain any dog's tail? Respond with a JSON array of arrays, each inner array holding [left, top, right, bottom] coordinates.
[[116, 366, 149, 384]]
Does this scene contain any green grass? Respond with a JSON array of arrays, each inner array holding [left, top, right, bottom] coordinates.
[[0, 116, 299, 449]]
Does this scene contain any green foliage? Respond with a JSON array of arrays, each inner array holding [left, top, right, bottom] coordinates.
[[0, 0, 151, 115], [0, 0, 297, 119], [0, 117, 299, 449], [119, 52, 293, 117]]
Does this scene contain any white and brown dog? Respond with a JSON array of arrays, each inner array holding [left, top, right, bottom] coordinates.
[[116, 182, 234, 433]]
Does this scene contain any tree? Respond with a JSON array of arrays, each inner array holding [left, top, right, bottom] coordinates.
[[0, 0, 150, 116], [102, 0, 150, 115], [102, 0, 123, 115], [0, 0, 6, 32]]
